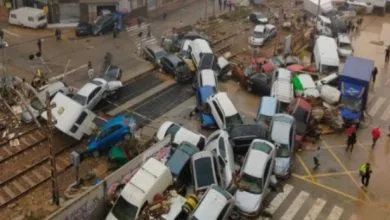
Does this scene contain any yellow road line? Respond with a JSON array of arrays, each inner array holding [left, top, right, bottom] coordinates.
[[301, 170, 359, 178], [296, 154, 315, 182], [292, 174, 368, 204], [321, 138, 372, 203]]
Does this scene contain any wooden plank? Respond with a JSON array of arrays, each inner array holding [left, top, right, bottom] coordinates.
[[12, 181, 25, 193], [0, 195, 5, 204], [2, 185, 16, 198], [21, 176, 35, 187], [31, 170, 44, 181]]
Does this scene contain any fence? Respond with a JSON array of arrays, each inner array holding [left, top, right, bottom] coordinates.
[[45, 136, 172, 220]]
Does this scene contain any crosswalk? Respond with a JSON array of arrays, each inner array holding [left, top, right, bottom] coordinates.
[[125, 23, 158, 50], [258, 184, 357, 220], [367, 95, 390, 123]]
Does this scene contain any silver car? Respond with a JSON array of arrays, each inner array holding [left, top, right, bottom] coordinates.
[[269, 114, 296, 178], [205, 130, 235, 191]]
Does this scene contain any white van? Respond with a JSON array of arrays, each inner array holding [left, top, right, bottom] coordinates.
[[313, 36, 340, 74], [316, 15, 332, 37], [9, 7, 47, 29], [41, 93, 97, 140], [271, 80, 294, 105], [107, 158, 173, 220], [189, 39, 213, 68], [207, 92, 243, 130]]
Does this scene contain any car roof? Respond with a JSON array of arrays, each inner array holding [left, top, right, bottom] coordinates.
[[148, 44, 164, 52], [260, 96, 278, 117], [193, 186, 231, 219], [229, 124, 268, 139], [244, 141, 273, 178], [213, 92, 238, 117], [295, 98, 312, 111], [200, 69, 216, 86], [254, 25, 265, 32], [77, 82, 99, 97], [271, 114, 294, 144], [38, 81, 67, 97]]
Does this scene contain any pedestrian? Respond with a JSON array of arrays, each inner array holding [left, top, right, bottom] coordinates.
[[357, 17, 363, 30], [163, 12, 167, 20], [137, 17, 142, 28], [371, 127, 381, 149], [113, 22, 118, 38], [313, 146, 320, 169], [218, 0, 222, 10], [228, 0, 232, 11], [347, 124, 356, 137], [147, 25, 151, 38], [347, 20, 352, 33], [55, 28, 61, 40], [346, 131, 357, 152], [372, 66, 378, 84], [138, 31, 143, 38], [37, 38, 42, 54], [359, 162, 373, 189], [388, 124, 390, 137], [87, 61, 94, 80], [223, 0, 227, 10], [385, 46, 390, 63]]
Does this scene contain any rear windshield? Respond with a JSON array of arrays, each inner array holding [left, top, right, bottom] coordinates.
[[194, 158, 215, 188], [111, 196, 138, 220]]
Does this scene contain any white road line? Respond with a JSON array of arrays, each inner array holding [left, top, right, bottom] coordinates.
[[3, 29, 21, 37], [380, 104, 390, 121], [280, 191, 309, 220], [368, 97, 385, 116], [326, 206, 344, 220], [266, 184, 294, 214], [48, 64, 87, 82], [303, 198, 327, 220]]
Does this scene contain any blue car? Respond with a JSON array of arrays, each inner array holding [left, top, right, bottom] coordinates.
[[196, 86, 217, 129], [87, 115, 136, 153]]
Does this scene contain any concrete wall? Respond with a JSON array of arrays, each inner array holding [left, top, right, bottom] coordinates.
[[45, 136, 172, 220]]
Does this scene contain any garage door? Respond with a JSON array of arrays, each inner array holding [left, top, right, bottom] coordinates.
[[59, 3, 80, 23]]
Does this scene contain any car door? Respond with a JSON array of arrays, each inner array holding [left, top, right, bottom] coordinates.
[[263, 159, 272, 193], [87, 87, 102, 109]]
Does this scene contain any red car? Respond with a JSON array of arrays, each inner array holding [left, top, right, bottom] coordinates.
[[287, 98, 312, 143]]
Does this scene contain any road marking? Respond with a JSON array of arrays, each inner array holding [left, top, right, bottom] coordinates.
[[326, 206, 344, 220], [2, 29, 21, 37], [380, 104, 390, 121], [296, 154, 315, 182], [303, 198, 327, 220], [368, 97, 385, 116], [301, 170, 359, 178], [48, 64, 87, 82], [266, 184, 294, 214], [280, 191, 309, 220]]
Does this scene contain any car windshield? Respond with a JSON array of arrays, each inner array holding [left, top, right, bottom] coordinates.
[[176, 62, 188, 73], [276, 145, 290, 158], [239, 172, 262, 194], [226, 114, 243, 129], [293, 106, 309, 122], [30, 97, 44, 111], [166, 124, 181, 136], [254, 30, 264, 38], [341, 96, 362, 112], [111, 196, 138, 220], [339, 42, 352, 49], [73, 94, 87, 105], [194, 158, 215, 188]]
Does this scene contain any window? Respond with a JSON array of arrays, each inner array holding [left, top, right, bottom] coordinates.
[[194, 158, 216, 188], [111, 196, 138, 220], [213, 101, 224, 121], [70, 125, 78, 133], [264, 160, 271, 182], [218, 138, 227, 159], [97, 125, 122, 140], [76, 112, 88, 125], [88, 87, 102, 103], [10, 14, 16, 19], [73, 94, 87, 105], [28, 16, 34, 22], [166, 124, 180, 137]]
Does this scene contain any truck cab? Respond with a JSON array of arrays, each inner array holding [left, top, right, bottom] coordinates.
[[339, 56, 374, 125]]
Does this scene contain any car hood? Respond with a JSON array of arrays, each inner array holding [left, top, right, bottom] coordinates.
[[275, 157, 291, 176], [235, 190, 262, 214]]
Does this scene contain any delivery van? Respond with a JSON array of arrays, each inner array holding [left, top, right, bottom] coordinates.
[[9, 7, 47, 29], [106, 158, 173, 220], [313, 36, 340, 74]]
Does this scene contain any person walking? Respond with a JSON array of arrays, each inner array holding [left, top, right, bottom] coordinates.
[[113, 22, 118, 38], [37, 38, 42, 55], [359, 162, 372, 189], [55, 28, 62, 40], [218, 0, 222, 10], [372, 66, 378, 84], [147, 25, 151, 38], [87, 61, 94, 80], [385, 46, 390, 63], [223, 0, 227, 10], [346, 131, 357, 152], [313, 146, 320, 169], [371, 127, 381, 149]]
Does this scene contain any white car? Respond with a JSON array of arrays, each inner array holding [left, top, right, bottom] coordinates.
[[72, 78, 122, 110], [234, 139, 275, 216], [155, 121, 206, 150], [337, 33, 353, 57], [269, 114, 296, 178], [249, 24, 277, 47], [188, 185, 235, 220], [191, 151, 219, 192], [21, 81, 72, 123], [205, 130, 235, 190], [207, 92, 243, 130], [195, 69, 218, 88]]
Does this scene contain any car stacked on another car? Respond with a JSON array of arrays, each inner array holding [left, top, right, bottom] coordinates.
[[160, 54, 193, 82], [287, 98, 312, 144], [195, 69, 218, 129]]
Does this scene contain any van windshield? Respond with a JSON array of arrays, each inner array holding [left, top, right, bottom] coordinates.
[[226, 114, 243, 129], [72, 94, 87, 105], [111, 196, 138, 220], [239, 173, 263, 194], [38, 15, 46, 21]]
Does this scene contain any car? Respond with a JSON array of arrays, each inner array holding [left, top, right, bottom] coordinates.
[[160, 55, 193, 82], [272, 67, 292, 83], [247, 72, 271, 96], [207, 92, 243, 130], [205, 130, 235, 190], [166, 141, 198, 185], [234, 139, 275, 216], [103, 65, 122, 81], [142, 44, 168, 67], [269, 114, 296, 178], [155, 121, 206, 150], [191, 151, 219, 192], [75, 22, 93, 36], [256, 96, 279, 125], [270, 55, 300, 68], [248, 24, 277, 47], [92, 14, 117, 36], [72, 78, 122, 110], [248, 12, 269, 24], [87, 115, 136, 153], [337, 33, 353, 58], [229, 123, 269, 155], [178, 39, 192, 58], [180, 31, 211, 43], [21, 81, 72, 124], [188, 185, 235, 220], [196, 86, 218, 129], [287, 98, 312, 143]]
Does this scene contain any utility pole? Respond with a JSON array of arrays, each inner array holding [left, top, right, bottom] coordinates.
[[212, 0, 216, 17], [45, 91, 60, 206], [205, 0, 208, 20]]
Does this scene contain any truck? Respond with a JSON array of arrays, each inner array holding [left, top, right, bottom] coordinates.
[[338, 56, 374, 125], [303, 0, 334, 15]]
